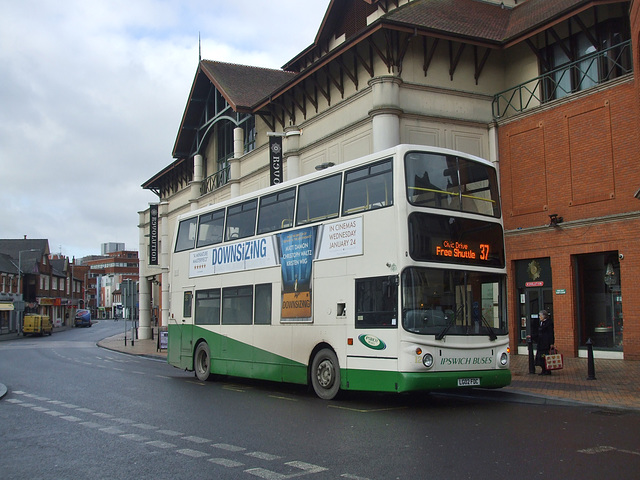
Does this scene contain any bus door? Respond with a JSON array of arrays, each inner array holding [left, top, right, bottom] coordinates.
[[180, 290, 195, 367]]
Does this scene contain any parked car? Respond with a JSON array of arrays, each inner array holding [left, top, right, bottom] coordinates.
[[74, 309, 92, 328], [23, 314, 53, 336]]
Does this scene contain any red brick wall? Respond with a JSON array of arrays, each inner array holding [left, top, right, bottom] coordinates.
[[498, 81, 640, 360]]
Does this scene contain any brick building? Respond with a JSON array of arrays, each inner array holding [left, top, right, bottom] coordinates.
[[83, 250, 139, 318], [138, 0, 640, 360], [0, 239, 84, 333]]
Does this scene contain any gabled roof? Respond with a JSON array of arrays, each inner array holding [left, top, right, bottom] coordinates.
[[0, 239, 49, 274], [283, 0, 597, 70], [201, 61, 296, 110], [50, 258, 68, 278], [383, 0, 594, 45], [0, 253, 18, 275], [171, 61, 295, 159]]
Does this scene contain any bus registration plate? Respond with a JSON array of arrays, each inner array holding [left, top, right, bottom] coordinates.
[[457, 378, 480, 387]]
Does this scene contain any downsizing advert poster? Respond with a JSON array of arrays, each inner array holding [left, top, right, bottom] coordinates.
[[278, 227, 316, 320]]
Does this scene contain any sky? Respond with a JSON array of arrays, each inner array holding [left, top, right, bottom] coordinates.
[[0, 0, 329, 260]]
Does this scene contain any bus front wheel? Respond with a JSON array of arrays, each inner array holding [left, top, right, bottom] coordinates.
[[194, 342, 211, 382], [311, 349, 341, 400]]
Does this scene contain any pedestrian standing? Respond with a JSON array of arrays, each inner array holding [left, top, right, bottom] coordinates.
[[534, 310, 555, 375]]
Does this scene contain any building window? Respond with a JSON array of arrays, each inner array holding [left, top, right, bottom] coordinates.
[[542, 18, 631, 101], [575, 252, 622, 350]]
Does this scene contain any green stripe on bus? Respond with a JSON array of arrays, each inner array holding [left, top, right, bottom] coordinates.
[[173, 325, 308, 385], [345, 369, 511, 392]]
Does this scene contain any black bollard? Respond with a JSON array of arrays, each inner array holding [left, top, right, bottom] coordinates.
[[527, 335, 536, 374], [586, 338, 596, 380]]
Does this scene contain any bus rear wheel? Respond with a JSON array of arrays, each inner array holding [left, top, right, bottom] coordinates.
[[194, 342, 211, 382], [311, 349, 341, 400]]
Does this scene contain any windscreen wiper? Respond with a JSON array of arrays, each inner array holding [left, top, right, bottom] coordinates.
[[481, 314, 498, 341], [435, 306, 462, 340]]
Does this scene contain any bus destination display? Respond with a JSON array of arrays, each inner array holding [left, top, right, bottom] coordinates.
[[434, 240, 490, 261], [409, 212, 504, 268]]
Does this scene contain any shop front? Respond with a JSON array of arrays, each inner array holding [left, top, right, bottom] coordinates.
[[514, 252, 625, 359], [575, 252, 623, 354], [515, 258, 554, 355]]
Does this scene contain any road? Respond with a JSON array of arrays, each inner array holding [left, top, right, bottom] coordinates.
[[1, 320, 639, 480]]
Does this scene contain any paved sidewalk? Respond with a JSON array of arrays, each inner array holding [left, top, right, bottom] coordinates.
[[97, 331, 167, 360], [96, 332, 640, 411], [507, 354, 640, 410]]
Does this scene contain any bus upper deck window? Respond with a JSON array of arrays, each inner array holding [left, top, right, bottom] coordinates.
[[197, 209, 225, 247], [225, 199, 257, 241], [296, 174, 341, 226], [342, 159, 393, 215], [175, 217, 197, 252], [258, 188, 296, 234]]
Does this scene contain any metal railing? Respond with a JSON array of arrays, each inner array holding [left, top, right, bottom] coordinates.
[[492, 40, 632, 119], [201, 161, 231, 196]]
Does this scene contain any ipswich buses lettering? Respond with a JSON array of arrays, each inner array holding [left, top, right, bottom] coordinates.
[[440, 356, 493, 366]]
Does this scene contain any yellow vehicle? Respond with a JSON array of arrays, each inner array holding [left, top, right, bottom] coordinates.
[[23, 314, 53, 336]]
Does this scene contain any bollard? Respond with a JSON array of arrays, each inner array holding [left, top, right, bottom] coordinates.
[[527, 335, 536, 374], [586, 338, 596, 380]]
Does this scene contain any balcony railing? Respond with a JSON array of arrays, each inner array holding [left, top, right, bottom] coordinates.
[[492, 40, 632, 119], [201, 161, 231, 196]]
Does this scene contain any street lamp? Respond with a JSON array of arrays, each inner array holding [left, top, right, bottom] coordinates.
[[18, 249, 38, 334]]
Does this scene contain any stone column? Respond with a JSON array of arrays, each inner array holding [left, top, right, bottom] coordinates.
[[230, 127, 244, 198], [284, 127, 302, 181], [159, 201, 170, 329], [369, 76, 402, 152], [190, 154, 203, 210], [137, 210, 151, 339]]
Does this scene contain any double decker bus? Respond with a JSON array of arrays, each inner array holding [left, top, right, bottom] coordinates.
[[167, 144, 510, 399]]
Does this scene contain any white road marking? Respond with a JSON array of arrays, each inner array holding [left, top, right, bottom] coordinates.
[[177, 448, 208, 458], [146, 440, 176, 449], [209, 458, 245, 468], [213, 443, 247, 452], [246, 452, 281, 461], [182, 435, 212, 444], [578, 445, 640, 456]]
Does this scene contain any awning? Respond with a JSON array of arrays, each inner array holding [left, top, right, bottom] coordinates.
[[0, 303, 15, 311]]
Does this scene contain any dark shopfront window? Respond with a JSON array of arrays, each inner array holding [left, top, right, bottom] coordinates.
[[575, 252, 623, 350]]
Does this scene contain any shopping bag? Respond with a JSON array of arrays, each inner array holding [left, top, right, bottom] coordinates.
[[544, 348, 563, 370]]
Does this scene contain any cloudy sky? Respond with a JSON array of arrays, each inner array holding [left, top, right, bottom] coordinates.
[[0, 0, 328, 259]]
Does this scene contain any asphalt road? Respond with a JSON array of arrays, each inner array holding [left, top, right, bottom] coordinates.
[[1, 321, 639, 480]]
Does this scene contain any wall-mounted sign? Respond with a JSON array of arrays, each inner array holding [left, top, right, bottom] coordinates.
[[269, 136, 283, 186], [149, 203, 159, 266]]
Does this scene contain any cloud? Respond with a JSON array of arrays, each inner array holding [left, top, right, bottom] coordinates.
[[0, 0, 327, 259]]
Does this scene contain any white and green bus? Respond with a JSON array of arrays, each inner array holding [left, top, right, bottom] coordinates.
[[167, 144, 510, 399]]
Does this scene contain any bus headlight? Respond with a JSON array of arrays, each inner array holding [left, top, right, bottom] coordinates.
[[422, 353, 434, 369], [500, 352, 508, 366]]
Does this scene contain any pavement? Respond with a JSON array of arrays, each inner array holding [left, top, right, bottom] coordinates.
[[2, 329, 639, 411]]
